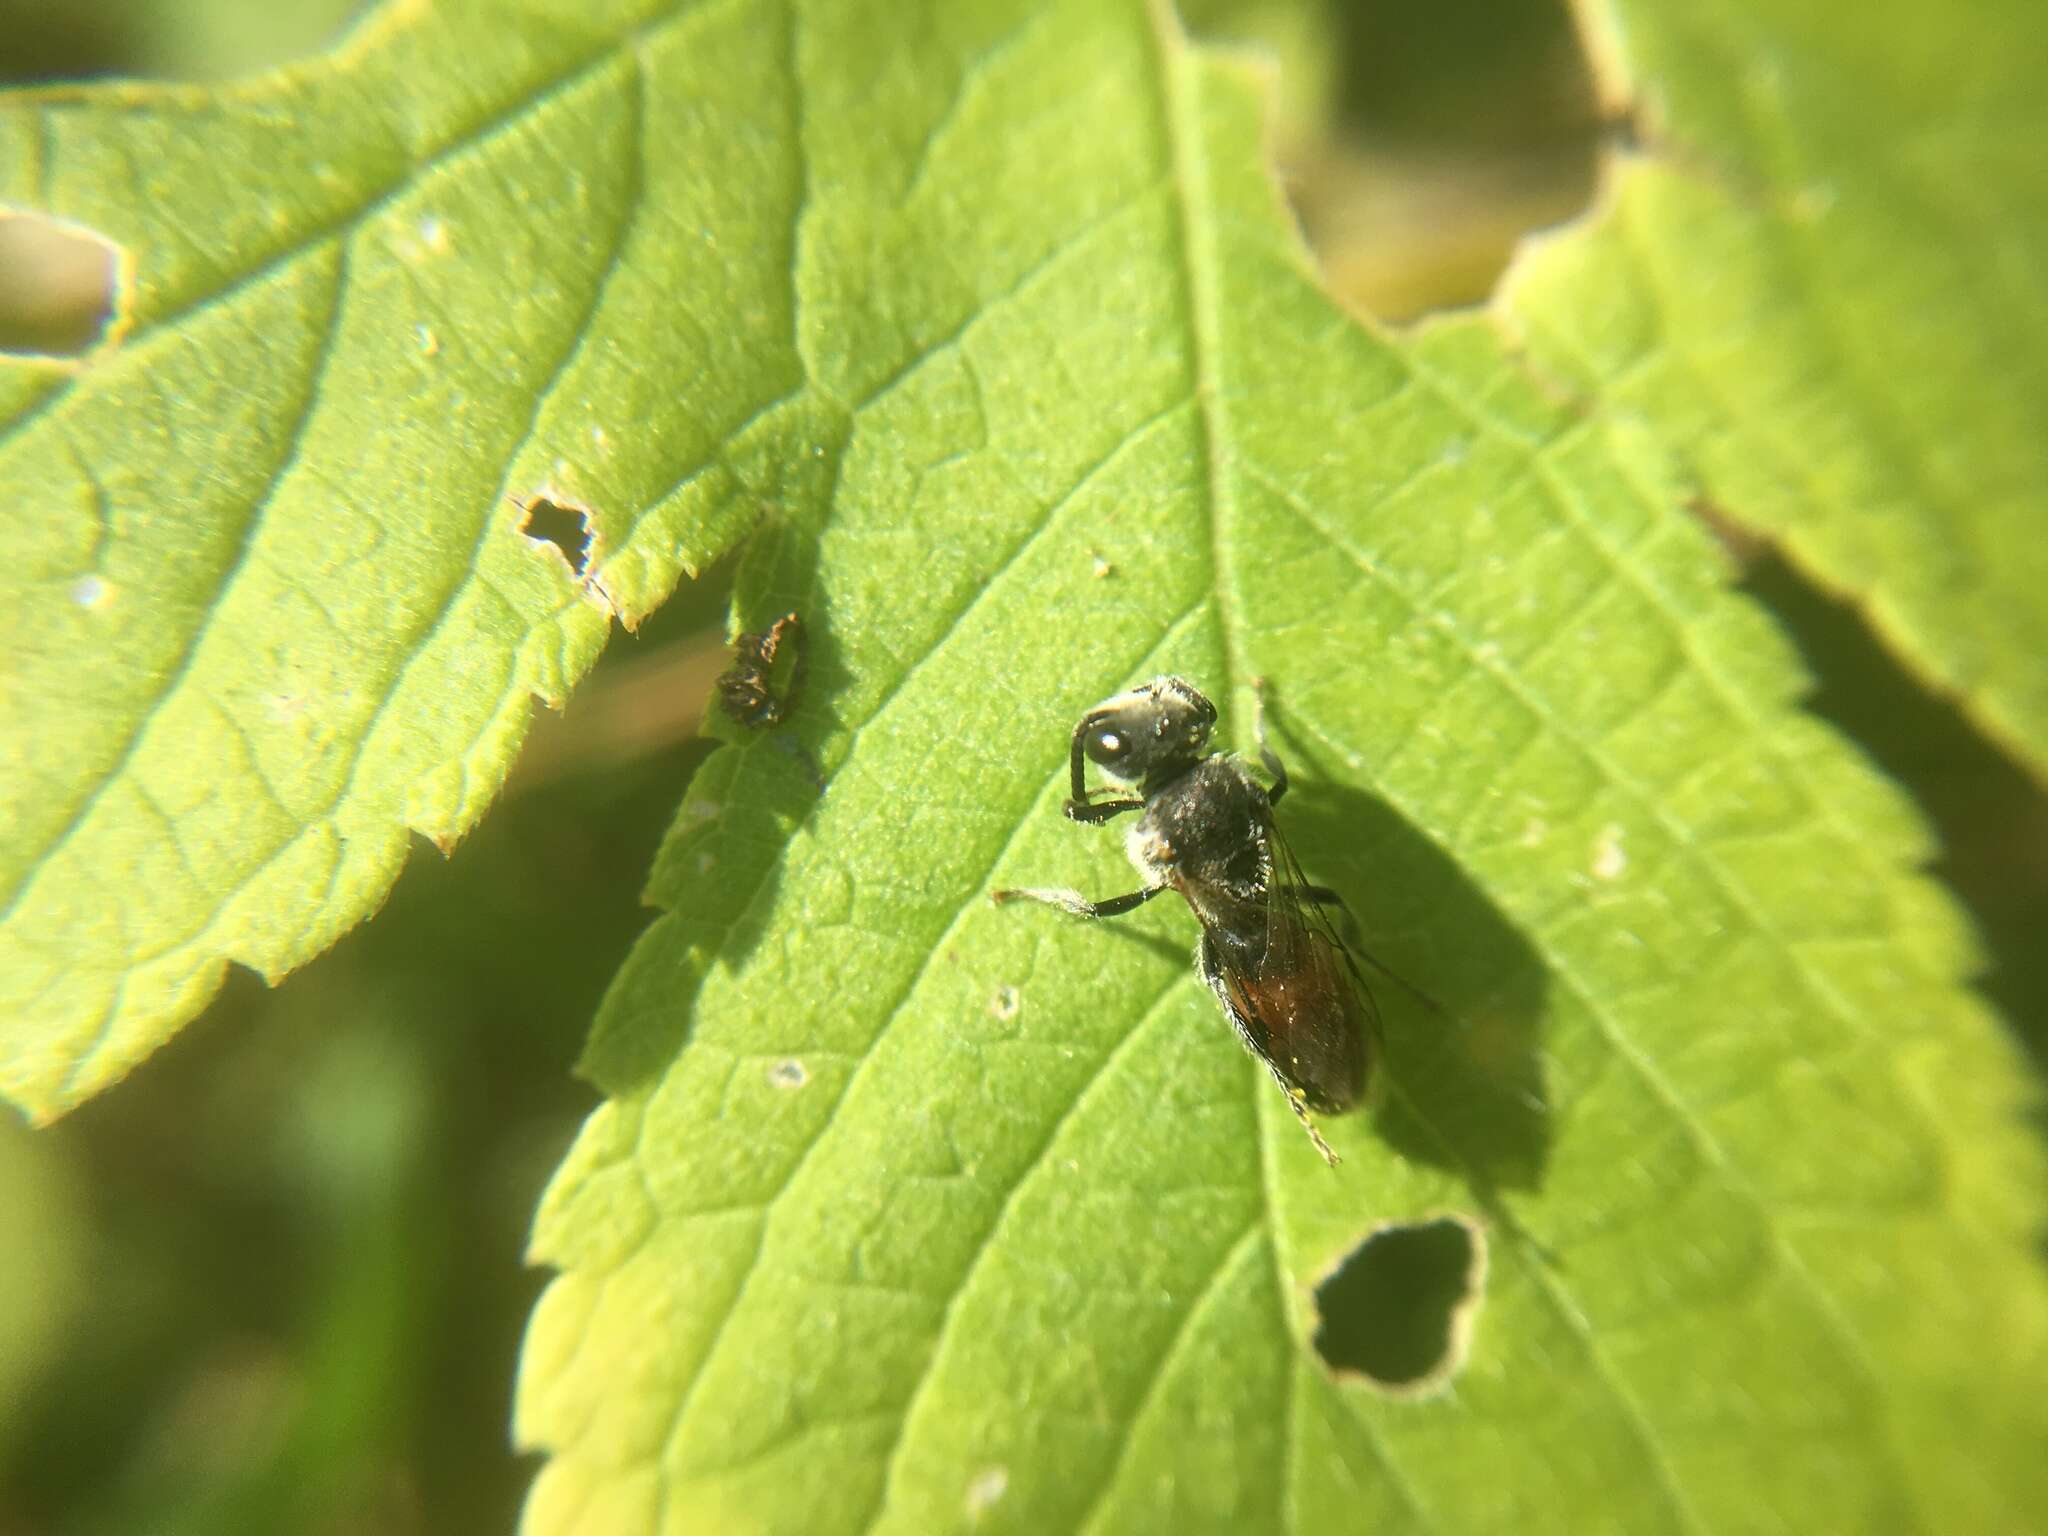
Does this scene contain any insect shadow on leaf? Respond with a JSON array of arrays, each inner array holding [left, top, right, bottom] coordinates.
[[1256, 699, 1553, 1196]]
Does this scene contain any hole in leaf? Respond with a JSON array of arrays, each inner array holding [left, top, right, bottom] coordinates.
[[1313, 1215, 1485, 1391], [0, 212, 122, 357], [0, 0, 376, 84], [0, 4, 139, 83], [518, 496, 594, 577], [1186, 0, 1606, 320]]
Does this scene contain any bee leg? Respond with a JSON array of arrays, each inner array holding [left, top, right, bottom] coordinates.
[[1066, 710, 1147, 821], [1282, 1088, 1340, 1167], [1198, 934, 1340, 1168], [1063, 794, 1145, 825], [1247, 676, 1290, 805], [990, 883, 1168, 919]]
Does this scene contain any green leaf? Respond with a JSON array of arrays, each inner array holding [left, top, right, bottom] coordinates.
[[514, 3, 2048, 1533], [0, 0, 799, 1115], [1501, 0, 2048, 780]]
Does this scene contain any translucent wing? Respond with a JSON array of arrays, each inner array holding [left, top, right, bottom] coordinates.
[[1210, 811, 1375, 1113]]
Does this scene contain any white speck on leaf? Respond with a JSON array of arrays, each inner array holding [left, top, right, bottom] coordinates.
[[767, 1059, 807, 1090], [965, 1466, 1008, 1518], [70, 575, 109, 608], [991, 985, 1020, 1020], [1591, 823, 1627, 881], [416, 324, 438, 356]]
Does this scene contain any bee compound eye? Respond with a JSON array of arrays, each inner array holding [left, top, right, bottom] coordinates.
[[1085, 725, 1128, 766]]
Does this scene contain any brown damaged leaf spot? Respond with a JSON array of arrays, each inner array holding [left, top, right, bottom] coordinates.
[[0, 208, 130, 359], [1311, 1214, 1487, 1396]]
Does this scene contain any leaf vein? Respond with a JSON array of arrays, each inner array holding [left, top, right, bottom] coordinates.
[[68, 59, 654, 999], [0, 241, 347, 924], [639, 435, 1206, 1511], [1248, 455, 1875, 1047], [854, 969, 1201, 1536], [1070, 1221, 1265, 1536]]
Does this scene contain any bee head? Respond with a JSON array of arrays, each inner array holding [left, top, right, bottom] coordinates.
[[1074, 675, 1217, 789]]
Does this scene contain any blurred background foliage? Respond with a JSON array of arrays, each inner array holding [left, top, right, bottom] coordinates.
[[0, 1, 2039, 1531], [0, 0, 366, 83]]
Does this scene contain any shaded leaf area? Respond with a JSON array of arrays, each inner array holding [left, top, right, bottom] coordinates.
[[0, 0, 800, 1116], [1502, 0, 2048, 779], [517, 4, 2048, 1534], [1736, 553, 2048, 1066]]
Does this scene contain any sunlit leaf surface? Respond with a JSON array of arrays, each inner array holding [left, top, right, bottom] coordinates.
[[1506, 0, 2048, 780], [0, 0, 791, 1114], [497, 4, 2044, 1533]]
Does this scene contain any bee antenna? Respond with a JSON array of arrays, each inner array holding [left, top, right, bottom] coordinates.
[[1350, 943, 1453, 1019]]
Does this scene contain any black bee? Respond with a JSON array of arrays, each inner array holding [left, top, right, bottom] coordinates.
[[717, 611, 805, 729], [993, 676, 1376, 1165]]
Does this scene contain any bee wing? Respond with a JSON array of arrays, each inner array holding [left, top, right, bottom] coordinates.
[[1206, 813, 1374, 1114]]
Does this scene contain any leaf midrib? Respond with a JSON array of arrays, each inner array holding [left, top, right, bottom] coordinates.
[[1140, 9, 1929, 1528]]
